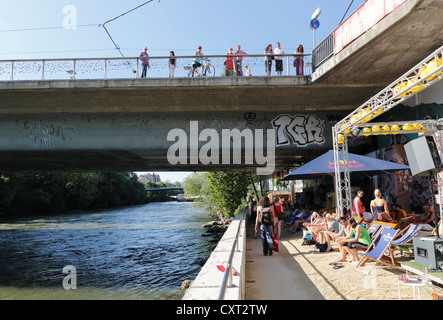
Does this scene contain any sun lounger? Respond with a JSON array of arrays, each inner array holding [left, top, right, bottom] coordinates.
[[355, 227, 400, 275]]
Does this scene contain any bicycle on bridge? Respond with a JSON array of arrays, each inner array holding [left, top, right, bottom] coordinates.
[[185, 58, 216, 77]]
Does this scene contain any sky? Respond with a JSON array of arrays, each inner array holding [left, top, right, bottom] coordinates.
[[0, 0, 366, 59], [0, 0, 366, 182]]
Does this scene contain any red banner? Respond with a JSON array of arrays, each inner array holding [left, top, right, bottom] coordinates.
[[334, 0, 407, 54]]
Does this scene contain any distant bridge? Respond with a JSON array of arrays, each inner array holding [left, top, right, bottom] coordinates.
[[144, 187, 184, 191]]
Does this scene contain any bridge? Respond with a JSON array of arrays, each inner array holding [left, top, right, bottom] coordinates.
[[144, 187, 183, 191], [0, 0, 442, 173]]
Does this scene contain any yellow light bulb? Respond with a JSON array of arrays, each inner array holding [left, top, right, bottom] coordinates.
[[391, 124, 400, 134], [381, 125, 391, 135], [372, 125, 381, 135]]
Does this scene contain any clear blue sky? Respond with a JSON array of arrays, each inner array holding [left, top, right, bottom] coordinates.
[[0, 0, 365, 59], [0, 0, 365, 183]]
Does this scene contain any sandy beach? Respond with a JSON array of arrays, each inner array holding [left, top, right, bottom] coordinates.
[[245, 222, 443, 300]]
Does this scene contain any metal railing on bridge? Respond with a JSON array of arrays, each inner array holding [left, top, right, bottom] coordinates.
[[312, 32, 334, 71], [0, 53, 310, 81]]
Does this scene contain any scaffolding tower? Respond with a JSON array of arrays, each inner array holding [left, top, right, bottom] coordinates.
[[332, 44, 443, 216]]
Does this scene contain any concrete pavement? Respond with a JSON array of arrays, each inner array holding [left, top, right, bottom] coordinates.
[[244, 220, 324, 300]]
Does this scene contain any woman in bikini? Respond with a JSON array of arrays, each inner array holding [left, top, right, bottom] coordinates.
[[370, 189, 392, 222]]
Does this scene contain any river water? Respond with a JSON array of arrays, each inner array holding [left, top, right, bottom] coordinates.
[[0, 202, 215, 300]]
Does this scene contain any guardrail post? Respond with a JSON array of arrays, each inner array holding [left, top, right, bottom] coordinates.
[[104, 59, 107, 80], [41, 60, 45, 80], [287, 56, 290, 76], [136, 58, 139, 78], [10, 61, 14, 81]]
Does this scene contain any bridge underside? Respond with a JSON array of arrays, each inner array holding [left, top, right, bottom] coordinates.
[[0, 77, 380, 172], [0, 145, 377, 173]]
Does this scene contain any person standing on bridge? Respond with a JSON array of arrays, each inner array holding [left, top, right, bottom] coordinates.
[[225, 47, 234, 76], [255, 196, 276, 256], [264, 44, 273, 76], [192, 46, 203, 77], [234, 45, 247, 76], [274, 42, 285, 76], [294, 44, 304, 76], [140, 47, 150, 78], [168, 51, 176, 78]]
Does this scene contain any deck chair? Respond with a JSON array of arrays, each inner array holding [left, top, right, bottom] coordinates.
[[392, 224, 424, 245], [431, 220, 442, 236], [355, 227, 399, 275], [432, 293, 443, 300], [355, 221, 392, 252], [366, 221, 382, 237], [391, 224, 424, 256]]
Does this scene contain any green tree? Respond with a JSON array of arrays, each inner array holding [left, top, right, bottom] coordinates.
[[183, 172, 214, 212], [207, 172, 250, 217], [183, 172, 250, 218], [0, 171, 147, 215], [65, 173, 100, 209]]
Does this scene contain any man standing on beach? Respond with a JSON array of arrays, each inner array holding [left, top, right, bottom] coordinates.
[[234, 45, 247, 76]]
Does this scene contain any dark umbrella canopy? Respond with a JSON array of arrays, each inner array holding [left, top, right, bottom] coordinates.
[[282, 150, 409, 181]]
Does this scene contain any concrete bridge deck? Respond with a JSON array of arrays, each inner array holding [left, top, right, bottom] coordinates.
[[0, 76, 381, 114]]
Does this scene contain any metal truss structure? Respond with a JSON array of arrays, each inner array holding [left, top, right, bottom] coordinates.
[[332, 45, 443, 216]]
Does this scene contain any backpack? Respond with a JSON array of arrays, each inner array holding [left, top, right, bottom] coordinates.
[[261, 207, 272, 226]]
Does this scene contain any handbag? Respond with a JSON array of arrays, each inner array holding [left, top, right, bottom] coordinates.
[[272, 236, 279, 252]]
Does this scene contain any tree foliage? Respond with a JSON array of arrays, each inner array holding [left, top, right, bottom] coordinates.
[[183, 172, 250, 218], [0, 172, 147, 216]]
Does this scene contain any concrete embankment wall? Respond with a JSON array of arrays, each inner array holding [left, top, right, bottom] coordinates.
[[182, 207, 247, 300]]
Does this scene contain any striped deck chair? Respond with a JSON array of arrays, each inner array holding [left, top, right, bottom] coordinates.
[[355, 227, 399, 275]]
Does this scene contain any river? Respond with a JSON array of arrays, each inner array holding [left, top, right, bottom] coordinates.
[[0, 201, 215, 300]]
